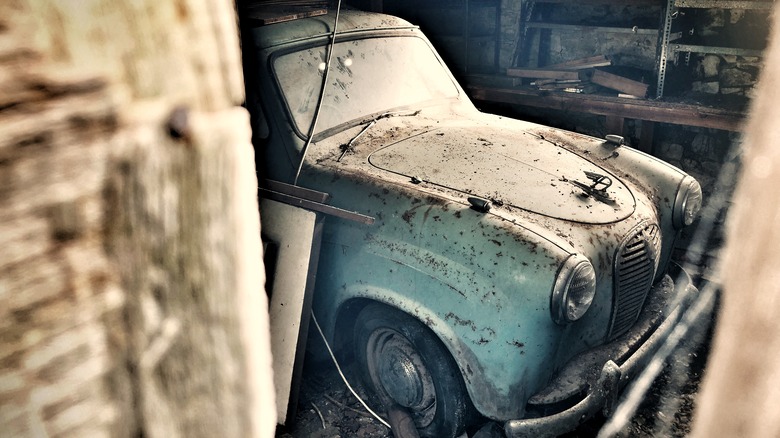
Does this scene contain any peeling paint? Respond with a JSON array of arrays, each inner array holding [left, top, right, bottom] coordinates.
[[508, 340, 526, 349], [445, 312, 477, 331]]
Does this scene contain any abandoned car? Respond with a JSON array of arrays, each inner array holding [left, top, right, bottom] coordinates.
[[243, 9, 702, 438]]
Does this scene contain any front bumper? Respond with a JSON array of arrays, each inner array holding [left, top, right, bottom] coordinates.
[[504, 263, 698, 438]]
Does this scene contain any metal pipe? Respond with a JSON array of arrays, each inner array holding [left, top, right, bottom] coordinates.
[[386, 404, 420, 438]]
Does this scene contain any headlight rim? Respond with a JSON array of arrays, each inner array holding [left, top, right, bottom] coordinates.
[[672, 176, 703, 229], [551, 254, 597, 325]]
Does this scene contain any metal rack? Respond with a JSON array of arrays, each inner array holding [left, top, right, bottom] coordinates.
[[655, 0, 772, 98]]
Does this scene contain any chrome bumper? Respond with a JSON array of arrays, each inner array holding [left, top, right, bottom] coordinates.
[[504, 263, 698, 438]]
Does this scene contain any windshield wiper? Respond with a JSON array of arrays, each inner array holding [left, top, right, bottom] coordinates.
[[337, 110, 421, 162], [337, 120, 376, 162]]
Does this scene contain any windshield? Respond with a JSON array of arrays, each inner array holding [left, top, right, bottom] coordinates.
[[274, 35, 460, 135]]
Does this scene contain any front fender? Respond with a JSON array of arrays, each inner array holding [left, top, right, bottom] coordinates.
[[313, 218, 570, 420]]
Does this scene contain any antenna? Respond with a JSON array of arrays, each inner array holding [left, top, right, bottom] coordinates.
[[293, 0, 343, 186]]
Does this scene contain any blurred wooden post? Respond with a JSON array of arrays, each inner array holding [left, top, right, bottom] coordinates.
[[0, 1, 275, 437], [691, 4, 780, 437]]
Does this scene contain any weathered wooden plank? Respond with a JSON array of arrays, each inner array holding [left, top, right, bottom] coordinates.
[[106, 104, 268, 438], [590, 69, 649, 97], [1, 2, 273, 438], [260, 199, 319, 424], [546, 55, 611, 70], [506, 68, 580, 80]]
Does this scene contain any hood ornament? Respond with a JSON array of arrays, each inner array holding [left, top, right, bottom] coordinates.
[[565, 171, 615, 204]]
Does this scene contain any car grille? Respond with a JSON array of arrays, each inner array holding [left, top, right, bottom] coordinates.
[[608, 222, 661, 340]]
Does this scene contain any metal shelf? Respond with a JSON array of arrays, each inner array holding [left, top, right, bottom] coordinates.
[[655, 0, 767, 98], [525, 22, 658, 35]]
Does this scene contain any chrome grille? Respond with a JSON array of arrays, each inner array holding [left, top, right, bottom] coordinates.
[[608, 223, 661, 340]]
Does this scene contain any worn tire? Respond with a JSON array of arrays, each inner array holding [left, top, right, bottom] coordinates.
[[354, 303, 471, 438]]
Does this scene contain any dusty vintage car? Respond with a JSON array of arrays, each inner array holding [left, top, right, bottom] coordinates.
[[243, 9, 702, 438]]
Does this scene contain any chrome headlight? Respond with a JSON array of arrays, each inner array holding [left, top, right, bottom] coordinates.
[[551, 255, 597, 325], [673, 176, 703, 229]]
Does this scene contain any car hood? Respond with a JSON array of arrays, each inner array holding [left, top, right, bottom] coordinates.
[[367, 124, 635, 224]]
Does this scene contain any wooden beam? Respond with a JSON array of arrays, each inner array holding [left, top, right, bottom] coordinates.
[[638, 120, 655, 154], [465, 74, 524, 88], [606, 115, 625, 137], [506, 68, 580, 80], [467, 85, 746, 131]]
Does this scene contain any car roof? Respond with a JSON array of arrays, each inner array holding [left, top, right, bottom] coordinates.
[[248, 9, 417, 50]]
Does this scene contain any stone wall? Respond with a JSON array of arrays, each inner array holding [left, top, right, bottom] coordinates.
[[690, 54, 762, 98], [672, 8, 766, 100]]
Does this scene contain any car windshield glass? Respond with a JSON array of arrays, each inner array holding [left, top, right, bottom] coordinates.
[[274, 35, 460, 135]]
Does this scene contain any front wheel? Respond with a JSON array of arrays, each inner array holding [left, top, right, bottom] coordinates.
[[353, 303, 471, 438]]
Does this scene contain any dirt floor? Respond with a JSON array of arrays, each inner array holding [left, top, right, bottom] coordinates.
[[275, 302, 714, 438]]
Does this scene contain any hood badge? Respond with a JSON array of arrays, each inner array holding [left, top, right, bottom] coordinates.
[[565, 171, 615, 204]]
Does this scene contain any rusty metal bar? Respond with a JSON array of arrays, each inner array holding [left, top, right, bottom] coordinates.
[[656, 0, 676, 99], [260, 188, 375, 225], [467, 85, 746, 131], [386, 405, 420, 438], [671, 44, 764, 57], [265, 179, 331, 204]]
